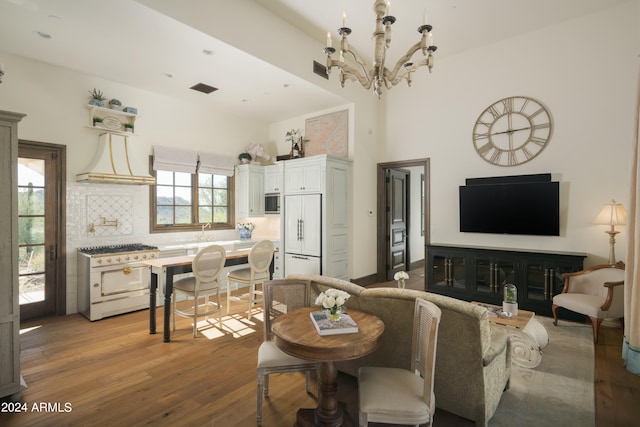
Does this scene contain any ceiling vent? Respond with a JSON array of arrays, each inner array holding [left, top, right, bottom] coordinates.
[[190, 83, 218, 94], [313, 61, 329, 80]]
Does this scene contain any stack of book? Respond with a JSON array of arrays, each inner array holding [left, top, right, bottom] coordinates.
[[310, 311, 359, 336]]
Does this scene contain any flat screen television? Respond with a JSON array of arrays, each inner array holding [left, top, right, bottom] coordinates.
[[459, 174, 560, 236]]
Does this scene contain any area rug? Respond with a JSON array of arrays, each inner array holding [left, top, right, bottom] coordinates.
[[489, 316, 594, 427]]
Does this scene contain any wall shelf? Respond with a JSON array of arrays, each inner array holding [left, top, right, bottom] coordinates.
[[86, 105, 138, 135]]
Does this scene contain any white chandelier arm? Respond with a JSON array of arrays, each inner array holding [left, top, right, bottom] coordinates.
[[329, 58, 374, 90], [387, 51, 435, 87], [385, 35, 429, 85], [343, 41, 376, 84]]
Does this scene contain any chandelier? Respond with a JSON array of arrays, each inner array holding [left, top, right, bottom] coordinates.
[[323, 0, 437, 98]]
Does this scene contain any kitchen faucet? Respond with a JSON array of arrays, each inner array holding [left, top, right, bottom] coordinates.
[[197, 223, 211, 242]]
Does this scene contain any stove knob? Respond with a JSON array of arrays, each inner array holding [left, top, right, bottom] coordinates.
[[142, 254, 147, 259], [134, 255, 139, 260], [125, 256, 130, 261], [116, 257, 121, 262], [107, 258, 112, 263]]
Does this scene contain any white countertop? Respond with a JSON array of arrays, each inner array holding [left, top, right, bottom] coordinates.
[[158, 238, 279, 252]]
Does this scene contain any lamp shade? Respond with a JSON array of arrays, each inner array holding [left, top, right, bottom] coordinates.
[[593, 199, 627, 225]]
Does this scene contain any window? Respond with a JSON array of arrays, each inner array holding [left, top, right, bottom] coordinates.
[[150, 169, 234, 232]]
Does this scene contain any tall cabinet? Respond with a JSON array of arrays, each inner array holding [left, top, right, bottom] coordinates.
[[0, 110, 26, 399], [283, 155, 351, 280]]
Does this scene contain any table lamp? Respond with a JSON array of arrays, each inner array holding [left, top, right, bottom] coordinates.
[[593, 199, 626, 264]]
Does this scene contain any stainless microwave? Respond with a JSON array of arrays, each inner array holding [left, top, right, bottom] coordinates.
[[265, 193, 280, 214]]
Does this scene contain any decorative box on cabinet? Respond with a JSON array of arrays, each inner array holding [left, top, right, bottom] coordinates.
[[427, 244, 586, 316], [235, 164, 264, 218]]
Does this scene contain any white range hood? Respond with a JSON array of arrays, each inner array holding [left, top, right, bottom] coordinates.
[[76, 132, 155, 185]]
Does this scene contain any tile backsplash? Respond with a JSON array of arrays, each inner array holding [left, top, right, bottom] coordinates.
[[67, 182, 147, 244], [87, 194, 133, 236]]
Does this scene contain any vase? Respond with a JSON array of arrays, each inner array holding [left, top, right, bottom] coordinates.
[[397, 279, 405, 289], [239, 229, 252, 240], [502, 301, 518, 317], [325, 307, 343, 322]]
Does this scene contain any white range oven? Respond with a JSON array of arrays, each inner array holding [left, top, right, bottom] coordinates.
[[77, 244, 160, 321]]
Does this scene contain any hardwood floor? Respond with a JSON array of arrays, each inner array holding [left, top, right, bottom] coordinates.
[[3, 271, 640, 427]]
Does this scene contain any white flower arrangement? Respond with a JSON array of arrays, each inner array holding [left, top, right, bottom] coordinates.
[[394, 271, 409, 281], [236, 222, 255, 231], [394, 271, 409, 289], [315, 288, 350, 315]]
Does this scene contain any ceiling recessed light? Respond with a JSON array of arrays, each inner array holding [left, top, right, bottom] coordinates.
[[33, 31, 52, 39], [202, 49, 215, 56], [162, 72, 173, 78], [283, 83, 294, 88]]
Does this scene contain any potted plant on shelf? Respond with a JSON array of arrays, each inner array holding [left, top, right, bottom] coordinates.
[[123, 123, 134, 133], [92, 116, 103, 127], [88, 88, 107, 107], [286, 129, 307, 159], [108, 98, 122, 110], [238, 152, 252, 164]]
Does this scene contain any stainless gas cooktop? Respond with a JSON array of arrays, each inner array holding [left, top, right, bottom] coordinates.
[[78, 243, 158, 255]]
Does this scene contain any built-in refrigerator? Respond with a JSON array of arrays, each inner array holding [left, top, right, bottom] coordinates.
[[284, 194, 322, 275]]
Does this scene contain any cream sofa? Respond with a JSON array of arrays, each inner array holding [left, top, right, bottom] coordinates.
[[287, 274, 511, 427]]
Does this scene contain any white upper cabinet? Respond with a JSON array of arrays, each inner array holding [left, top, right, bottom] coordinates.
[[235, 164, 264, 218], [284, 158, 324, 194], [264, 163, 283, 193]]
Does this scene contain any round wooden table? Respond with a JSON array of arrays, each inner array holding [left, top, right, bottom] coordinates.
[[272, 307, 384, 427]]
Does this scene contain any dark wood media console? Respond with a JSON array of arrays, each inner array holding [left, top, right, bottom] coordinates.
[[426, 244, 587, 317]]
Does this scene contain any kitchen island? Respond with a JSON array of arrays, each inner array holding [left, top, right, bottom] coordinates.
[[144, 245, 275, 342]]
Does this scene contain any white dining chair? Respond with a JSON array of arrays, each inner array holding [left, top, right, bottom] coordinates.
[[172, 244, 226, 337], [227, 240, 275, 320]]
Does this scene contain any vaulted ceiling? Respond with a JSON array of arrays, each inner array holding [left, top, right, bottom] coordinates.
[[0, 0, 631, 122]]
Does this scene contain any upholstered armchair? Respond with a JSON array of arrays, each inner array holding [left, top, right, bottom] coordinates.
[[552, 262, 625, 343]]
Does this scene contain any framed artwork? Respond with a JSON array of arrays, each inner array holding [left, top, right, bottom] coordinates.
[[304, 110, 348, 158]]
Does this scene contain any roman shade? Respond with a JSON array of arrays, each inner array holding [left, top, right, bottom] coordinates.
[[153, 146, 198, 173], [198, 152, 235, 176]]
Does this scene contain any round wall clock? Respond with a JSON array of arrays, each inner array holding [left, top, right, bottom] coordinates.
[[472, 96, 553, 167]]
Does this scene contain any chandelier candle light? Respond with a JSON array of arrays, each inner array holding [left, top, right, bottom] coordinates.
[[323, 0, 437, 98]]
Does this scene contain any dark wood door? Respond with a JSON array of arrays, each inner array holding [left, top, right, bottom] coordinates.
[[18, 141, 66, 320], [386, 168, 409, 280]]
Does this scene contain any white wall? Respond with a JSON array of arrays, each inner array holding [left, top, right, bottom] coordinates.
[[382, 3, 639, 267]]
